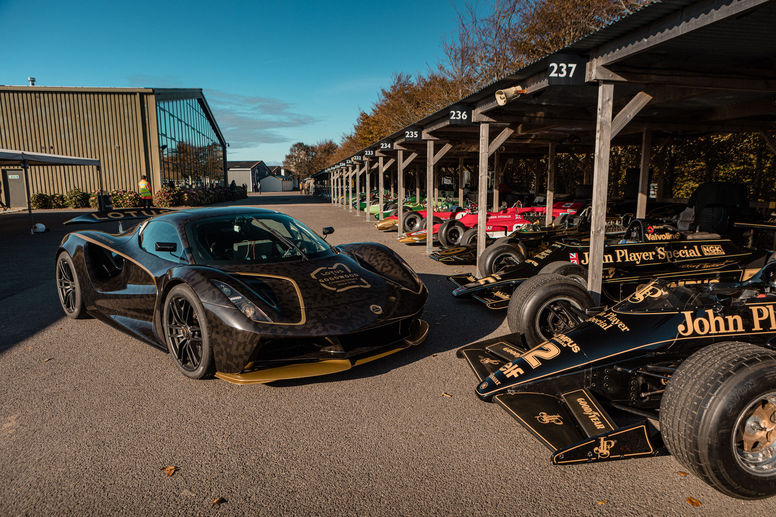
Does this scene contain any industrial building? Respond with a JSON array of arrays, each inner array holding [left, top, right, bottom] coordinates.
[[0, 86, 226, 207]]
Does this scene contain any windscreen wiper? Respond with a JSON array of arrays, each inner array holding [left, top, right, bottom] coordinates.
[[252, 219, 308, 261]]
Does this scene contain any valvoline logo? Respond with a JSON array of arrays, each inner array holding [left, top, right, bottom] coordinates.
[[569, 252, 579, 265]]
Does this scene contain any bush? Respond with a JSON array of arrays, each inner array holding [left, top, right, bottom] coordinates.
[[89, 190, 100, 208], [30, 193, 52, 209], [50, 194, 68, 208], [153, 186, 182, 208], [66, 188, 90, 208], [110, 189, 143, 208]]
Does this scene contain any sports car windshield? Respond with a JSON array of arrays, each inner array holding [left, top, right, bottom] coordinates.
[[186, 213, 333, 265]]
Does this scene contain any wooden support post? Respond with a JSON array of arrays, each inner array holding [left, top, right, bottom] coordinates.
[[364, 160, 371, 221], [355, 163, 360, 214], [390, 167, 395, 199], [476, 123, 490, 274], [545, 143, 556, 226], [378, 157, 385, 221], [397, 150, 405, 237], [636, 130, 651, 218], [588, 83, 614, 304], [493, 152, 500, 210], [426, 140, 435, 255], [348, 165, 353, 212], [458, 157, 464, 207]]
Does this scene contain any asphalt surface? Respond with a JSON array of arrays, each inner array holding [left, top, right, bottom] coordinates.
[[1, 192, 773, 515]]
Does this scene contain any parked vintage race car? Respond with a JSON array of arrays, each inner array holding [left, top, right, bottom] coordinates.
[[55, 207, 429, 383], [457, 265, 776, 499], [450, 219, 767, 346], [436, 201, 585, 248]]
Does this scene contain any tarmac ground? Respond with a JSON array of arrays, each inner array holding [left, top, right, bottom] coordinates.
[[1, 192, 773, 515]]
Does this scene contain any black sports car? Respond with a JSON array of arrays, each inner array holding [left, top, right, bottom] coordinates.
[[56, 207, 429, 383], [458, 263, 776, 499]]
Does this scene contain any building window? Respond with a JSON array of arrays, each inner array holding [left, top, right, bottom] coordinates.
[[157, 97, 225, 187]]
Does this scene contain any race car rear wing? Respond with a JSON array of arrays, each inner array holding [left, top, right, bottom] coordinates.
[[64, 207, 174, 225]]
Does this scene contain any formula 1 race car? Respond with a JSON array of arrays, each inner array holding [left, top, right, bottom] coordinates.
[[436, 201, 585, 248], [430, 208, 613, 275], [457, 265, 776, 499], [55, 207, 429, 383], [450, 219, 767, 346]]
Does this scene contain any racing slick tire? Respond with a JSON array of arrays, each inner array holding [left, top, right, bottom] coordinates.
[[507, 273, 593, 347], [479, 243, 525, 277], [420, 216, 443, 230], [438, 220, 467, 247], [539, 261, 587, 288], [404, 212, 424, 233], [163, 284, 215, 380], [461, 227, 479, 246], [660, 342, 776, 499], [56, 251, 88, 319]]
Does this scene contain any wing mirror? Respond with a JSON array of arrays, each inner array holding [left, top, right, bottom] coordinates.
[[322, 227, 335, 240], [155, 242, 177, 252]]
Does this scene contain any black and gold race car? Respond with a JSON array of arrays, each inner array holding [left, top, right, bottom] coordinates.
[[450, 218, 767, 346], [457, 264, 776, 499], [55, 206, 428, 383]]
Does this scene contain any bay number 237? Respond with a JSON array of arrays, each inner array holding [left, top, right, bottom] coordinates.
[[548, 62, 576, 78]]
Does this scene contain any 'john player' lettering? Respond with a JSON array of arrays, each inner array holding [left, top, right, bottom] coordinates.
[[578, 245, 725, 265], [589, 311, 630, 332], [678, 305, 776, 336]]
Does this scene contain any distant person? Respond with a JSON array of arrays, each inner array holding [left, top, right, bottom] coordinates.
[[230, 180, 237, 190], [257, 181, 262, 195], [138, 175, 153, 208]]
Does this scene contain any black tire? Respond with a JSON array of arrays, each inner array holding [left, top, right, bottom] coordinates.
[[660, 342, 776, 499], [439, 220, 467, 247], [163, 284, 215, 380], [539, 261, 588, 287], [506, 273, 593, 347], [404, 211, 423, 233], [461, 227, 478, 246], [479, 243, 525, 277], [56, 251, 88, 319], [420, 216, 443, 230]]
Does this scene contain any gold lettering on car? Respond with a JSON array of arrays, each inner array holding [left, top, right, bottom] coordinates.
[[594, 437, 615, 459], [576, 398, 607, 431], [589, 312, 630, 332], [479, 357, 501, 366], [535, 412, 563, 425], [677, 309, 746, 336], [628, 283, 665, 303]]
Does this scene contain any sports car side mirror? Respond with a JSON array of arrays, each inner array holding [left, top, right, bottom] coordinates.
[[155, 242, 177, 252], [322, 227, 334, 240]]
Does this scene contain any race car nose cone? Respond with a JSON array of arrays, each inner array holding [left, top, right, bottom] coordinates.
[[476, 374, 501, 398]]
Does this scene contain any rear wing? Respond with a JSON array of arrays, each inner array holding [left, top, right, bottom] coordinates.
[[64, 208, 174, 225]]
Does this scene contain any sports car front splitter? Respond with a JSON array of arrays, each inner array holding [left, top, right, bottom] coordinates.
[[214, 319, 429, 385]]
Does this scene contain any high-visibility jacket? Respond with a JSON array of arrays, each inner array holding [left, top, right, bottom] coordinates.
[[138, 179, 152, 199]]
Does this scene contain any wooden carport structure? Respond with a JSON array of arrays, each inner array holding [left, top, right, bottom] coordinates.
[[320, 0, 776, 302]]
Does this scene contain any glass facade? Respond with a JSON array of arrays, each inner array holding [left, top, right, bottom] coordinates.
[[156, 96, 225, 187]]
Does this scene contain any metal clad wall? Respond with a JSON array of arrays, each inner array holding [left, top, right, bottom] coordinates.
[[0, 89, 150, 195]]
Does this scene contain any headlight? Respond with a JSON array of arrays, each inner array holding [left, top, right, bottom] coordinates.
[[212, 280, 272, 323]]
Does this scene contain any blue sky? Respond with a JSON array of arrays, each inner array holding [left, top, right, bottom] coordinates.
[[0, 0, 478, 164]]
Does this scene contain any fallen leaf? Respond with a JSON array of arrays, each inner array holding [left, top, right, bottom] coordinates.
[[431, 353, 438, 358], [161, 466, 178, 477], [212, 497, 226, 506], [686, 497, 701, 507], [596, 500, 608, 505], [42, 357, 52, 363], [677, 471, 689, 477], [57, 327, 62, 330], [441, 392, 453, 398]]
